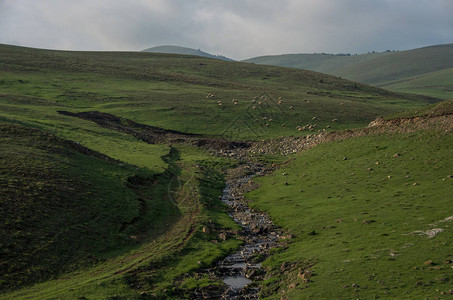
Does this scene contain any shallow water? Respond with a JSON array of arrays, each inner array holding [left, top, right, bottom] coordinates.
[[216, 172, 281, 296], [223, 276, 252, 289]]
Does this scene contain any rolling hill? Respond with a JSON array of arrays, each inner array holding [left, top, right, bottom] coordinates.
[[0, 43, 449, 299], [244, 44, 453, 99], [0, 44, 437, 142], [142, 45, 233, 61]]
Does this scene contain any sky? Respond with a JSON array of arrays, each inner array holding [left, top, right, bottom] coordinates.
[[0, 0, 452, 60]]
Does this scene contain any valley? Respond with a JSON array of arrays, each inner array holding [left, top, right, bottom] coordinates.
[[0, 44, 452, 299]]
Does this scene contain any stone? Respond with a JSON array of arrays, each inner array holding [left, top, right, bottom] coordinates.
[[246, 269, 257, 279], [280, 262, 289, 272], [424, 260, 434, 266], [298, 270, 313, 282], [362, 220, 376, 225]]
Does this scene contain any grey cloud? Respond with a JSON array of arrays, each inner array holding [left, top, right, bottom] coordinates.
[[0, 0, 451, 59]]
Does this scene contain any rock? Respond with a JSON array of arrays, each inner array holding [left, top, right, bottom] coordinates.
[[225, 288, 238, 297], [288, 282, 297, 289], [424, 260, 434, 265], [280, 262, 289, 272], [298, 270, 312, 282], [393, 153, 401, 158], [280, 235, 293, 240], [362, 220, 376, 225], [246, 269, 257, 279], [304, 270, 313, 279]]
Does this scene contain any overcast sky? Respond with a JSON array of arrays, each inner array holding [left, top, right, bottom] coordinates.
[[0, 0, 452, 60]]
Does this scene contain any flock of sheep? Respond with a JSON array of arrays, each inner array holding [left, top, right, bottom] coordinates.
[[207, 93, 340, 132]]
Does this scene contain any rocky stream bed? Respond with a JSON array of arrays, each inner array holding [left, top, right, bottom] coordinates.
[[192, 164, 289, 299]]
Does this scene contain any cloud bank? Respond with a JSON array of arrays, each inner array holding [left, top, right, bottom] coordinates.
[[0, 0, 452, 59]]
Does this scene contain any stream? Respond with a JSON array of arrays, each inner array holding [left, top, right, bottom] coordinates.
[[195, 165, 285, 299]]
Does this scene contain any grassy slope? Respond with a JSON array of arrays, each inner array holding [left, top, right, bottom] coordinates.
[[0, 123, 242, 299], [0, 123, 175, 289], [243, 52, 389, 75], [247, 102, 453, 298], [381, 67, 453, 100], [244, 44, 453, 99], [0, 44, 437, 141]]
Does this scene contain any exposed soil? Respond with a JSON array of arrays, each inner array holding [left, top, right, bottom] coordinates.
[[246, 113, 453, 156], [58, 110, 250, 151]]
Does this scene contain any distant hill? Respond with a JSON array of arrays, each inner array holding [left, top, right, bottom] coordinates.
[[142, 45, 233, 61], [244, 44, 453, 99]]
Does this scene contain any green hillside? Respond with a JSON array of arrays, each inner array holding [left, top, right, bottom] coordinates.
[[245, 44, 453, 99], [381, 67, 453, 100], [0, 44, 437, 142], [248, 101, 453, 299], [0, 123, 171, 289], [0, 43, 449, 299], [0, 121, 241, 299]]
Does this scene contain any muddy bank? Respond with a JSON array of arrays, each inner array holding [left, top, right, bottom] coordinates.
[[58, 110, 250, 151]]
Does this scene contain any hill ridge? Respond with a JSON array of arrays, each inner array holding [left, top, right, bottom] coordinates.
[[142, 45, 233, 61], [244, 43, 453, 99]]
